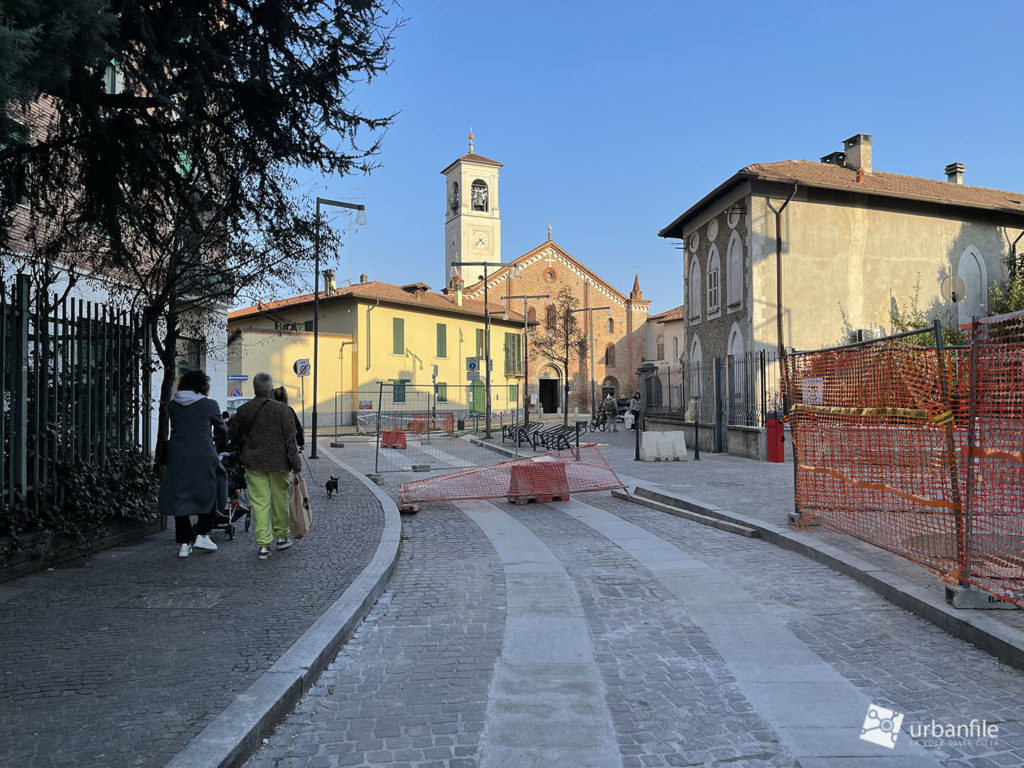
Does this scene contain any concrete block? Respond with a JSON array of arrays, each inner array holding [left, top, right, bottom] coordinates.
[[946, 585, 1019, 610]]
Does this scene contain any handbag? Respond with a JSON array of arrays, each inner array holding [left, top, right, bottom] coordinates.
[[289, 474, 312, 539]]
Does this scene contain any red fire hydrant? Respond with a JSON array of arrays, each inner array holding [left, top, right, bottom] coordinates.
[[766, 417, 785, 463]]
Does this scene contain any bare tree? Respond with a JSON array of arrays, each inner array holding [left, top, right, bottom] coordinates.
[[529, 288, 588, 426]]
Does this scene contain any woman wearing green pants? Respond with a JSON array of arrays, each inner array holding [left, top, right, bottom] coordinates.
[[229, 372, 302, 559]]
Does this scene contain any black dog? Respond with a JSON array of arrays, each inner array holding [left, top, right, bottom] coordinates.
[[325, 476, 339, 498]]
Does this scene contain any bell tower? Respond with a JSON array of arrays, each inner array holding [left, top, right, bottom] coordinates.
[[441, 132, 502, 288]]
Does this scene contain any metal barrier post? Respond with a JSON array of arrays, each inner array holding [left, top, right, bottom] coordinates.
[[935, 318, 967, 585], [11, 275, 29, 498], [373, 381, 383, 475]]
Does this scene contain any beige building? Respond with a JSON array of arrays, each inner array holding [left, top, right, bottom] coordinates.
[[643, 305, 687, 407], [659, 133, 1024, 374]]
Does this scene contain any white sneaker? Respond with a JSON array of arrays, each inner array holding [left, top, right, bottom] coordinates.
[[194, 535, 217, 552], [178, 543, 192, 558]]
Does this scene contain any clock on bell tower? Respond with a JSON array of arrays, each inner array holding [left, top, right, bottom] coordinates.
[[440, 132, 502, 287]]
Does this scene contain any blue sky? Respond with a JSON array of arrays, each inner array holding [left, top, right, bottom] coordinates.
[[291, 0, 1024, 314]]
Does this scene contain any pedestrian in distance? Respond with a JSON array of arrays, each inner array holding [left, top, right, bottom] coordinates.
[[229, 373, 302, 560], [273, 385, 305, 451], [601, 393, 619, 431], [629, 391, 641, 430], [158, 369, 228, 558]]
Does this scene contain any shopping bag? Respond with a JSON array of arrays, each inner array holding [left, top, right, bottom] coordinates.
[[622, 412, 634, 429], [289, 474, 312, 539]]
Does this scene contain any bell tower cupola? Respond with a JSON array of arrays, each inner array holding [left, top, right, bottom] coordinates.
[[441, 132, 502, 287]]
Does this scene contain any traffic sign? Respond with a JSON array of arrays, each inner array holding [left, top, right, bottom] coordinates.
[[432, 364, 439, 380], [466, 370, 480, 381], [466, 356, 480, 373], [226, 374, 248, 381], [229, 388, 243, 397], [293, 358, 311, 377]]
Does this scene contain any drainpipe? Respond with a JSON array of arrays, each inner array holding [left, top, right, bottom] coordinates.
[[365, 299, 380, 370], [767, 183, 798, 364]]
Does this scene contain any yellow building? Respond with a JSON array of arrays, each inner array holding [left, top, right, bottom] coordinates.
[[227, 274, 527, 429]]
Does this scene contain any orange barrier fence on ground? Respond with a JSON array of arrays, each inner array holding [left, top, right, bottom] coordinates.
[[398, 444, 623, 504], [784, 314, 1024, 607]]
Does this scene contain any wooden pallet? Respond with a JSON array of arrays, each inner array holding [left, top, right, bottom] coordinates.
[[506, 493, 571, 505]]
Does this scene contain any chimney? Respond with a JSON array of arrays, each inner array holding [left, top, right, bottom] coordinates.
[[359, 273, 368, 284], [945, 162, 965, 184], [453, 282, 463, 307], [322, 269, 336, 295], [843, 133, 872, 173]]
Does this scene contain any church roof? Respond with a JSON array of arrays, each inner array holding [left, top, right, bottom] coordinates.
[[440, 152, 503, 175], [229, 280, 523, 324], [463, 241, 648, 307]]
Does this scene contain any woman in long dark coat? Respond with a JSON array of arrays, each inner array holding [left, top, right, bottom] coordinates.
[[158, 369, 228, 558]]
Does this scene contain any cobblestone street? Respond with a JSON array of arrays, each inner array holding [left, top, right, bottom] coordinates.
[[244, 435, 1024, 768]]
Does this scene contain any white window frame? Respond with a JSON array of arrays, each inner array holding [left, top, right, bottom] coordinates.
[[688, 258, 702, 323], [726, 231, 743, 310], [706, 245, 721, 318]]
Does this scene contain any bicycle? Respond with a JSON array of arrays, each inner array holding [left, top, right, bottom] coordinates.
[[589, 410, 609, 432]]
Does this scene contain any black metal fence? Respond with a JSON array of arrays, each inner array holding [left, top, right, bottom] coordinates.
[[647, 350, 783, 428], [2, 274, 152, 512]]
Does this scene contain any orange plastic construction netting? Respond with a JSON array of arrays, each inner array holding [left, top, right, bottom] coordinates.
[[399, 444, 624, 504], [957, 311, 1024, 605], [785, 317, 1024, 608]]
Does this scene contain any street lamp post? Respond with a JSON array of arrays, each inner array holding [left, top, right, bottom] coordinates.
[[313, 197, 366, 459], [451, 260, 522, 439], [504, 293, 549, 427]]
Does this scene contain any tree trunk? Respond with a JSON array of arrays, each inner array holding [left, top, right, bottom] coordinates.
[[152, 311, 178, 476]]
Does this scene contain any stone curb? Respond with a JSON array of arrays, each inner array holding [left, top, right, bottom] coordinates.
[[164, 446, 402, 768], [616, 484, 1024, 674]]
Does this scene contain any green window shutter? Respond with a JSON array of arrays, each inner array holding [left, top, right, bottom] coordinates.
[[392, 379, 407, 403], [504, 332, 522, 374], [436, 382, 448, 402], [509, 384, 518, 405], [436, 323, 446, 357], [393, 318, 404, 355]]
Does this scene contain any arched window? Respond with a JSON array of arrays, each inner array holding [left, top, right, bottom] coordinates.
[[601, 377, 618, 399], [672, 336, 679, 363], [449, 181, 460, 212], [471, 179, 488, 211], [957, 246, 987, 327], [546, 304, 557, 330], [527, 306, 537, 323], [689, 336, 703, 398], [707, 245, 721, 315], [605, 344, 616, 366], [656, 335, 665, 360], [727, 323, 745, 414], [726, 231, 743, 308], [607, 317, 614, 333], [688, 259, 702, 320]]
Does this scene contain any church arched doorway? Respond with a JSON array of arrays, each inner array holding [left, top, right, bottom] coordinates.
[[538, 366, 561, 414]]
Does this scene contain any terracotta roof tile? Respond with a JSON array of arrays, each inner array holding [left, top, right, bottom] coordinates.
[[743, 160, 1024, 214], [229, 280, 523, 323], [649, 304, 686, 323], [660, 157, 1024, 239]]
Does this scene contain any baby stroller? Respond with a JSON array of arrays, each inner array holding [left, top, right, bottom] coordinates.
[[217, 452, 252, 539]]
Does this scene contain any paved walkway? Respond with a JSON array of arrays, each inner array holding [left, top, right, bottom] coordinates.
[[242, 431, 1024, 768], [0, 447, 390, 768], [5, 426, 1024, 768]]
